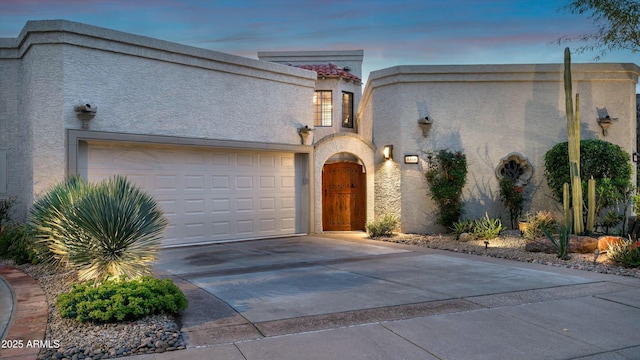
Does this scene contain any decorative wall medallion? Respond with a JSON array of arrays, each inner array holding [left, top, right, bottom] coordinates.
[[495, 152, 533, 187]]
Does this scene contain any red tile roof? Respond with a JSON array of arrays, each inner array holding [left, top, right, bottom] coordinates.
[[294, 63, 360, 82]]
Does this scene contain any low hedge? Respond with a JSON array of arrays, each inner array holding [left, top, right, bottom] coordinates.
[[56, 276, 187, 323]]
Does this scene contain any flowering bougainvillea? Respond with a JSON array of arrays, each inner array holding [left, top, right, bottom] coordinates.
[[499, 176, 527, 229], [425, 150, 468, 228]]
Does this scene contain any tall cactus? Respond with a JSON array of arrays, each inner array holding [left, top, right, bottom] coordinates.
[[564, 47, 584, 234], [563, 182, 571, 226], [586, 177, 596, 233]]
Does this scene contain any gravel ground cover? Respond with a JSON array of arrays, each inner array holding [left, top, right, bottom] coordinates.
[[2, 261, 186, 360], [374, 232, 640, 278]]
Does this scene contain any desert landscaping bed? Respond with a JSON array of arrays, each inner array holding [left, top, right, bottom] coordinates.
[[2, 261, 186, 360], [374, 232, 640, 278]]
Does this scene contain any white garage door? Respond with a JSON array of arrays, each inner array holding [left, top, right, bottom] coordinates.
[[86, 142, 298, 247]]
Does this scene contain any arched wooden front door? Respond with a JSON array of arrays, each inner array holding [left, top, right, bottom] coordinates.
[[322, 162, 366, 231]]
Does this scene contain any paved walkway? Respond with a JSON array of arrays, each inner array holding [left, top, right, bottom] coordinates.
[[0, 264, 48, 360], [2, 233, 640, 359]]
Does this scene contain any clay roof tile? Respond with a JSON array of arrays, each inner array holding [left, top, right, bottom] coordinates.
[[294, 63, 360, 81]]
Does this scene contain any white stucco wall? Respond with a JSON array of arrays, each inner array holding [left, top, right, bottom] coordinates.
[[0, 52, 28, 220], [1, 20, 317, 222], [0, 41, 65, 220], [62, 44, 315, 143], [366, 64, 640, 233]]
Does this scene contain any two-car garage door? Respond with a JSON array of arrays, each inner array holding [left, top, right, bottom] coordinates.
[[86, 142, 298, 247]]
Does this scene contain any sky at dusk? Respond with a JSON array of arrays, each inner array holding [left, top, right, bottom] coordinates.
[[1, 0, 638, 87]]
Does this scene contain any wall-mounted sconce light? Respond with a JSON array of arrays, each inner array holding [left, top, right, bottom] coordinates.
[[418, 116, 433, 137], [404, 155, 419, 164], [633, 152, 639, 163], [297, 125, 313, 145], [383, 145, 393, 160], [597, 115, 617, 136], [74, 103, 97, 129]]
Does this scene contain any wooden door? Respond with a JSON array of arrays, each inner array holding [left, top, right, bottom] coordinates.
[[322, 162, 366, 231]]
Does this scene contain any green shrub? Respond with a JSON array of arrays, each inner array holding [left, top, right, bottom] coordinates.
[[425, 150, 468, 228], [0, 223, 41, 264], [544, 139, 632, 208], [472, 213, 502, 240], [366, 214, 398, 238], [56, 276, 188, 323], [450, 219, 475, 238], [607, 239, 640, 268], [498, 177, 527, 229], [0, 197, 16, 231], [601, 211, 624, 235], [30, 176, 167, 283], [521, 211, 557, 241]]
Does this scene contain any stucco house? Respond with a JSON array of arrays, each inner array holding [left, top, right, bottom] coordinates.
[[1, 20, 638, 246]]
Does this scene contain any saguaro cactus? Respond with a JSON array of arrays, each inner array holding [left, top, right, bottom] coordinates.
[[563, 182, 571, 226], [564, 47, 584, 234], [586, 177, 596, 233]]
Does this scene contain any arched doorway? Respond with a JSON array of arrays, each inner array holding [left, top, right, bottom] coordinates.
[[322, 160, 366, 231]]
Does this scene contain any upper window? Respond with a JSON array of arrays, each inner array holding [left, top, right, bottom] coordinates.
[[342, 92, 354, 128], [314, 90, 332, 127]]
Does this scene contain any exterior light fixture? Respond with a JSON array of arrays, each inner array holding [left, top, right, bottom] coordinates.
[[597, 115, 617, 136], [74, 103, 97, 129], [633, 152, 639, 163], [383, 145, 393, 160], [297, 125, 313, 145], [418, 116, 433, 137], [404, 155, 419, 164]]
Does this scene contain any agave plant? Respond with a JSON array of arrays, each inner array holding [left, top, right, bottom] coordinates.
[[30, 176, 167, 283], [541, 224, 571, 260]]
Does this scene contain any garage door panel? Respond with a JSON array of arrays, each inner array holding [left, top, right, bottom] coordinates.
[[282, 217, 296, 231], [87, 143, 298, 246], [184, 175, 205, 191], [259, 176, 275, 189]]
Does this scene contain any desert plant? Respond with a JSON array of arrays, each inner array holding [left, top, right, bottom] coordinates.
[[366, 214, 398, 238], [563, 47, 584, 234], [450, 219, 475, 238], [544, 140, 632, 207], [521, 211, 557, 241], [607, 238, 640, 268], [545, 140, 631, 234], [498, 176, 526, 229], [425, 150, 468, 228], [30, 176, 167, 283], [56, 276, 187, 323], [601, 211, 624, 234], [0, 223, 42, 264], [541, 224, 572, 260], [472, 213, 502, 240], [0, 197, 16, 232], [633, 192, 640, 215]]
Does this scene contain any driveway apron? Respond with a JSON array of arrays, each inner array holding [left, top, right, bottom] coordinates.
[[148, 233, 640, 360]]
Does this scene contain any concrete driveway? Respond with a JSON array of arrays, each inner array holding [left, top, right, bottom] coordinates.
[[145, 233, 640, 360]]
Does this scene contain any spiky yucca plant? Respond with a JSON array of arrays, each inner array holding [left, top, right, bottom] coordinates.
[[30, 176, 167, 283], [29, 176, 93, 264]]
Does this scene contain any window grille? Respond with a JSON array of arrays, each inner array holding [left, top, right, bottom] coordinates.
[[342, 92, 354, 128], [314, 91, 332, 127]]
